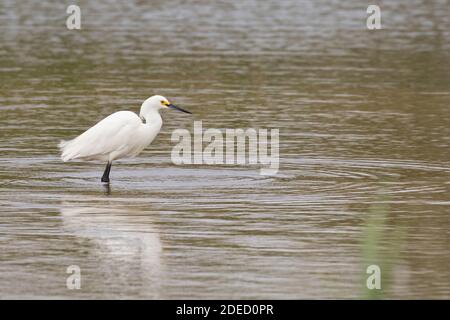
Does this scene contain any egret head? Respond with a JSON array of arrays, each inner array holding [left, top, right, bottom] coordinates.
[[140, 95, 191, 116]]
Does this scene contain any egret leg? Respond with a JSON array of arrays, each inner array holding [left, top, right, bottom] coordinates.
[[101, 162, 112, 183]]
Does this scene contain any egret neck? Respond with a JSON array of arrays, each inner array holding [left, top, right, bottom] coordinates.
[[140, 104, 163, 128]]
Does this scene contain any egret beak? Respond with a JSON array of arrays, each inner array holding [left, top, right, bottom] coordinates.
[[168, 103, 191, 114]]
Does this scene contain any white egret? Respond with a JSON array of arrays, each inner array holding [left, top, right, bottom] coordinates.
[[59, 95, 191, 183]]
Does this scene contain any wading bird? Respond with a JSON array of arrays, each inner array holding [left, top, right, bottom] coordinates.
[[59, 95, 191, 183]]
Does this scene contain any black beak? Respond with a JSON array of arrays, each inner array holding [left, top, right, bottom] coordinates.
[[168, 103, 191, 114]]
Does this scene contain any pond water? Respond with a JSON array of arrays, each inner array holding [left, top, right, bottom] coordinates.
[[0, 0, 449, 299]]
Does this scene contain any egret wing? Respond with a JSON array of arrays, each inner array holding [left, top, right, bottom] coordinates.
[[60, 111, 141, 161]]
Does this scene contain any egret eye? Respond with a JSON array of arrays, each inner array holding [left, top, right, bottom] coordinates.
[[161, 100, 169, 106]]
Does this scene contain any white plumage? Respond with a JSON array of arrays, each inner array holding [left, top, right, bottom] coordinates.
[[59, 110, 160, 162], [59, 95, 191, 183]]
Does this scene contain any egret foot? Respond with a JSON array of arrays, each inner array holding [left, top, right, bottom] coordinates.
[[102, 183, 111, 195]]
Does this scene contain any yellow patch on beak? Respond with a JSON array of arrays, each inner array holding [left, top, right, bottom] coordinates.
[[160, 100, 170, 106]]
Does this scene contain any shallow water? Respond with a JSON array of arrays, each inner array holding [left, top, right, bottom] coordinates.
[[0, 0, 449, 299]]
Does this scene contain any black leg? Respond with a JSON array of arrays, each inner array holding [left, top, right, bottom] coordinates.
[[101, 162, 112, 183]]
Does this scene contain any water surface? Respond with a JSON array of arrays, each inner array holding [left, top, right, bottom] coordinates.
[[0, 0, 449, 299]]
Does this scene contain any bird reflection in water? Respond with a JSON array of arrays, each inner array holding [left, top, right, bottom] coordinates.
[[59, 200, 163, 298]]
